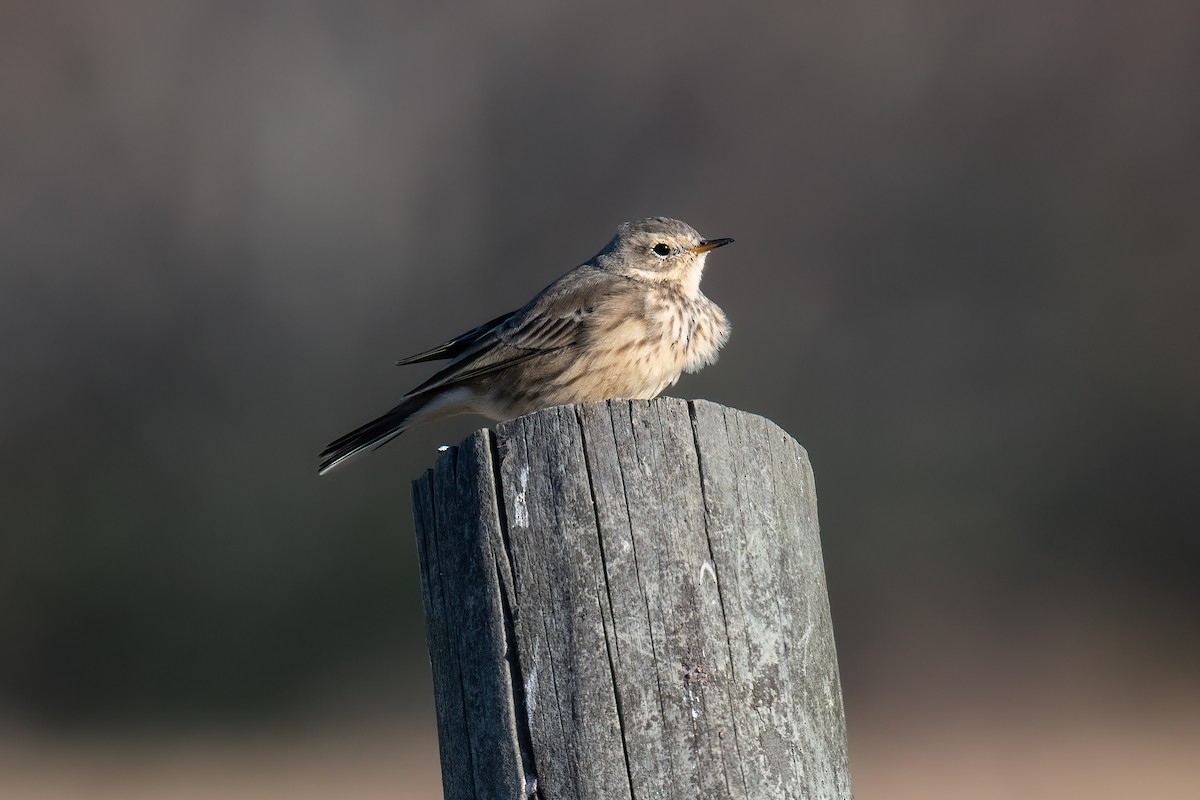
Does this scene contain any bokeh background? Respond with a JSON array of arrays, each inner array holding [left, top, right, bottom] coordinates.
[[3, 1, 1198, 797]]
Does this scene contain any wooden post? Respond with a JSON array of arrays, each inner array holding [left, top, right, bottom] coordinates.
[[411, 398, 851, 800]]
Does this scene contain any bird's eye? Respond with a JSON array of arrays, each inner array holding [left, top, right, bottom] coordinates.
[[652, 243, 671, 257]]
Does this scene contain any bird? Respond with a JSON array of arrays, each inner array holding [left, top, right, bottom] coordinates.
[[319, 217, 733, 474]]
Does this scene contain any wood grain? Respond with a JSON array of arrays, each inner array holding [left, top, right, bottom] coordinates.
[[412, 398, 851, 799]]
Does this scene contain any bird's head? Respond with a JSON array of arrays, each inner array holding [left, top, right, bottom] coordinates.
[[592, 217, 734, 293]]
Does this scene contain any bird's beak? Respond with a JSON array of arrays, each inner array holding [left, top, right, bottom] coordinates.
[[689, 237, 735, 254]]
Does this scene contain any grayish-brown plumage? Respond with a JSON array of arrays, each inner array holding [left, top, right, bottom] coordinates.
[[319, 217, 733, 474]]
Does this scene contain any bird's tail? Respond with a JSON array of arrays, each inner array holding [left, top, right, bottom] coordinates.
[[318, 395, 425, 475]]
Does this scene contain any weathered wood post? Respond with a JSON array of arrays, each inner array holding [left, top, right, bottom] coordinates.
[[412, 398, 851, 800]]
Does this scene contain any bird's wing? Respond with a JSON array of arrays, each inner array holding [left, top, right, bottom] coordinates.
[[401, 267, 624, 398], [394, 309, 521, 366]]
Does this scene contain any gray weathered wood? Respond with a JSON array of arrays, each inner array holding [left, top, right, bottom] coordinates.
[[412, 397, 851, 800]]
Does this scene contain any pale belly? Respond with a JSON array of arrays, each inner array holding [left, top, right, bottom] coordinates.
[[547, 294, 729, 404], [473, 289, 730, 420]]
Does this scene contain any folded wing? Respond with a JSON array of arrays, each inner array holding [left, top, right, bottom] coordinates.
[[394, 309, 520, 366], [399, 266, 620, 398]]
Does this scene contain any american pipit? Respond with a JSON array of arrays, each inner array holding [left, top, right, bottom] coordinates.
[[319, 217, 733, 474]]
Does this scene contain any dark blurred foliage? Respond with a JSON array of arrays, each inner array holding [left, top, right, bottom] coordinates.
[[2, 0, 1198, 735]]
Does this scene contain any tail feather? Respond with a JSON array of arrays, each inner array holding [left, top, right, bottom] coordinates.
[[318, 396, 422, 475]]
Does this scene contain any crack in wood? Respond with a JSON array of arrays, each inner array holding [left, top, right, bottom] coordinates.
[[486, 429, 541, 797], [575, 406, 639, 800], [688, 400, 752, 799]]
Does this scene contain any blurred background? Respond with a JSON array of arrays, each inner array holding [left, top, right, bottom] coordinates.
[[3, 1, 1198, 797]]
